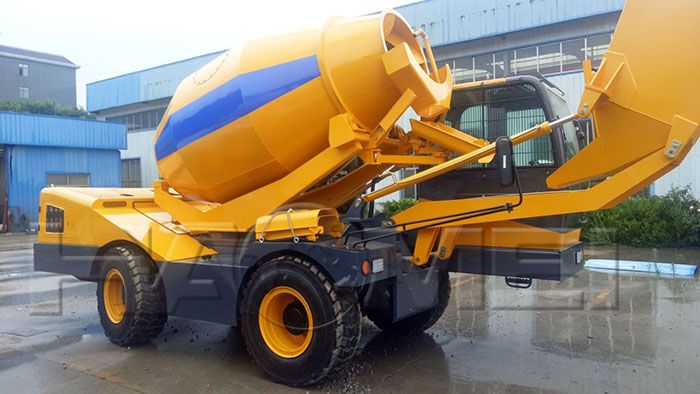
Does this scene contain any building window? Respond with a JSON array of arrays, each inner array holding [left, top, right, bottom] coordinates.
[[514, 46, 538, 74], [586, 33, 612, 68], [121, 158, 141, 187], [19, 87, 29, 99], [537, 43, 561, 75], [448, 32, 612, 81], [562, 38, 586, 72], [494, 51, 514, 78], [106, 107, 167, 133], [453, 57, 476, 83], [46, 174, 89, 187], [19, 64, 29, 77], [474, 53, 494, 81]]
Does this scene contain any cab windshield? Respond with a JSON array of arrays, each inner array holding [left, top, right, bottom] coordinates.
[[444, 82, 554, 167]]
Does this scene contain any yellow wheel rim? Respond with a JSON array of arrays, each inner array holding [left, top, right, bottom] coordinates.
[[258, 286, 313, 358], [104, 268, 126, 324]]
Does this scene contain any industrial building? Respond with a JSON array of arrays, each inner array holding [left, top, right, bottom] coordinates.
[[87, 52, 224, 188], [0, 45, 79, 107], [86, 0, 698, 199], [0, 45, 126, 232], [0, 112, 125, 231]]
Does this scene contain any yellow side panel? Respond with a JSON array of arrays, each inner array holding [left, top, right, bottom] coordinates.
[[454, 221, 581, 251], [96, 204, 216, 262], [38, 188, 216, 262]]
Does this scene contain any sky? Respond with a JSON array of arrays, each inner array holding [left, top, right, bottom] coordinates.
[[0, 0, 412, 108]]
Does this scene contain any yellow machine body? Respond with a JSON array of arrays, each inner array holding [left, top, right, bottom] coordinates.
[[37, 0, 700, 267], [31, 2, 700, 386]]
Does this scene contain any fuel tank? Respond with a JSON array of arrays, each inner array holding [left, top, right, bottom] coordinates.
[[155, 11, 446, 203]]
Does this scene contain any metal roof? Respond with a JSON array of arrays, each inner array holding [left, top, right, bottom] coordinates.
[[395, 0, 625, 46], [0, 44, 78, 68], [0, 111, 126, 150], [86, 51, 226, 112]]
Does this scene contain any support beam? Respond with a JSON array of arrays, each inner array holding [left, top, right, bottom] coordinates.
[[364, 119, 557, 202]]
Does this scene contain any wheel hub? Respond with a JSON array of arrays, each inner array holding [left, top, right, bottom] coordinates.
[[104, 268, 126, 324], [258, 286, 313, 358], [283, 301, 309, 336]]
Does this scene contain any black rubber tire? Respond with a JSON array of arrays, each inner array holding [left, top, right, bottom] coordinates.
[[241, 255, 361, 386], [366, 269, 450, 335], [96, 245, 167, 346]]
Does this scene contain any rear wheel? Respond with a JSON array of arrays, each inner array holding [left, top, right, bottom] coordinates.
[[241, 255, 361, 386], [365, 269, 450, 335], [96, 246, 167, 346]]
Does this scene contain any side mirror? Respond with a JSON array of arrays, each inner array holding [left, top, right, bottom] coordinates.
[[493, 137, 515, 187]]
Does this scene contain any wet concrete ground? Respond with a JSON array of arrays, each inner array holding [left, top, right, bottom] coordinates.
[[1, 234, 699, 393]]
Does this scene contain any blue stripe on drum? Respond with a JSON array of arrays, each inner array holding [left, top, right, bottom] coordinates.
[[155, 55, 320, 160]]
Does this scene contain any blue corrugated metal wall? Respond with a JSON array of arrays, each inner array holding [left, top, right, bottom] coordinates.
[[396, 0, 625, 46], [85, 73, 141, 114], [0, 112, 126, 149], [0, 112, 126, 231], [87, 51, 225, 112], [5, 146, 121, 231]]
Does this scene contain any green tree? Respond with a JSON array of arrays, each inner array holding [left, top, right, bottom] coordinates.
[[379, 198, 418, 218], [581, 186, 700, 247], [0, 100, 93, 118]]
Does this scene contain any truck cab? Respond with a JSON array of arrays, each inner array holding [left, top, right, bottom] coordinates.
[[414, 75, 586, 283], [422, 75, 582, 201]]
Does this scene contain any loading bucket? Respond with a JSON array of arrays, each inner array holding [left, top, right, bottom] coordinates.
[[548, 0, 700, 188]]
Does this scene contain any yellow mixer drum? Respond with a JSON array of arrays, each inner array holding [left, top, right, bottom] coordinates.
[[154, 11, 441, 203]]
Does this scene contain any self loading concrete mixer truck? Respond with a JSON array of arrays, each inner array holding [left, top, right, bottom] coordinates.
[[34, 0, 700, 386]]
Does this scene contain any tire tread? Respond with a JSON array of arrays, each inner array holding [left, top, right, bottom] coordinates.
[[98, 246, 167, 346], [241, 255, 361, 386]]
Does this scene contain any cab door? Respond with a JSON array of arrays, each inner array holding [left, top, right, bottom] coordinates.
[[414, 75, 585, 282], [418, 75, 579, 227]]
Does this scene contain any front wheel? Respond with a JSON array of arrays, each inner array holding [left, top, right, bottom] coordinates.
[[241, 256, 361, 386], [96, 246, 167, 346]]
